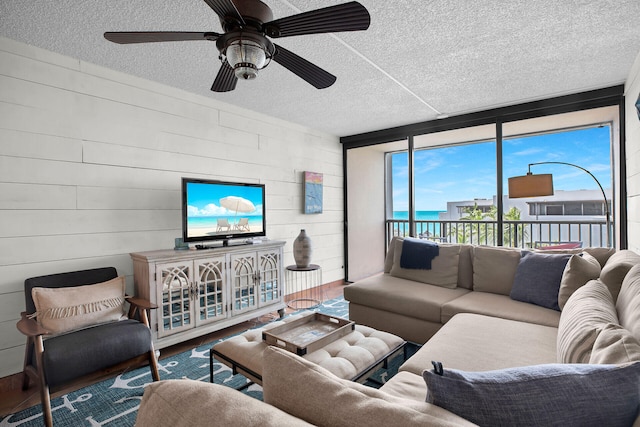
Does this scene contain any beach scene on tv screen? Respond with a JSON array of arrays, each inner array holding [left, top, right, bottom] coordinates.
[[186, 182, 264, 238]]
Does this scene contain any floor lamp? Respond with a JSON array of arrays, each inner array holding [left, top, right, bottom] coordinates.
[[507, 161, 611, 247]]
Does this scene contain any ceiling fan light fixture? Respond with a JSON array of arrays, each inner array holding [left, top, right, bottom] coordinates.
[[226, 39, 267, 80], [105, 0, 371, 92]]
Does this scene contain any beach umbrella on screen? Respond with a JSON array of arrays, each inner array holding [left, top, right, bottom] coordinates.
[[220, 196, 256, 217]]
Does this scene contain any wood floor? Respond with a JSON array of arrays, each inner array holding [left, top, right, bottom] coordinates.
[[0, 281, 347, 418]]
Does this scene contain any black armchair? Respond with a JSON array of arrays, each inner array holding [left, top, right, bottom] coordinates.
[[17, 267, 160, 427]]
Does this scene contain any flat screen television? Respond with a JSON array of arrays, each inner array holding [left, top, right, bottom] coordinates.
[[181, 178, 266, 247]]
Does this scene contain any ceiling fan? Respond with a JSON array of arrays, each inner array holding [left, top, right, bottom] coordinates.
[[104, 0, 370, 92]]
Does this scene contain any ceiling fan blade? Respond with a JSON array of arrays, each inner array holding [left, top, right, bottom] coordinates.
[[264, 1, 370, 38], [273, 44, 336, 89], [202, 0, 243, 21], [211, 62, 238, 92], [104, 31, 220, 44]]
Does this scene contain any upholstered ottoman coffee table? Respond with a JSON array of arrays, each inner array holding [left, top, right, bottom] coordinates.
[[210, 312, 406, 387]]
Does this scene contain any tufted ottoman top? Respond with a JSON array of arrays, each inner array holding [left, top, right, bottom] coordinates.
[[212, 312, 405, 383]]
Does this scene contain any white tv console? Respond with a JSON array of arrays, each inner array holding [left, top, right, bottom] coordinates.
[[130, 240, 286, 349]]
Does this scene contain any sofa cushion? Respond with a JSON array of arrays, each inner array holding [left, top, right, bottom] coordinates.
[[384, 236, 401, 273], [43, 319, 152, 387], [557, 280, 618, 363], [136, 380, 312, 427], [600, 249, 640, 301], [348, 303, 443, 345], [616, 263, 640, 340], [390, 239, 460, 288], [509, 251, 571, 311], [379, 370, 430, 403], [31, 276, 126, 335], [455, 244, 474, 290], [385, 238, 473, 289], [262, 346, 475, 427], [472, 245, 521, 295], [423, 362, 640, 427], [558, 252, 601, 310], [441, 291, 560, 327], [343, 274, 469, 324], [400, 313, 558, 376], [589, 323, 640, 364], [583, 246, 616, 268]]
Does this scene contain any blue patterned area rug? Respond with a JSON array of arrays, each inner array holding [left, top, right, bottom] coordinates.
[[0, 297, 417, 427]]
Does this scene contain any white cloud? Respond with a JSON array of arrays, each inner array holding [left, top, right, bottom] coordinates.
[[187, 203, 228, 217], [247, 204, 262, 215], [513, 148, 544, 156]]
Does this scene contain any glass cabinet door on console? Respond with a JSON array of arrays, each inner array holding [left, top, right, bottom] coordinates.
[[258, 249, 282, 307], [195, 256, 228, 325], [230, 253, 259, 315], [230, 249, 283, 316], [156, 255, 228, 338], [156, 261, 194, 338]]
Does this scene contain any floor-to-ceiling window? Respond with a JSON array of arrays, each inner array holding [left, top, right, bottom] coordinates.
[[342, 87, 624, 281], [503, 121, 614, 248], [385, 118, 614, 248], [387, 124, 498, 245]]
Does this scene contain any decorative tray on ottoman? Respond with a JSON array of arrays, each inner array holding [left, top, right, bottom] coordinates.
[[262, 312, 355, 356]]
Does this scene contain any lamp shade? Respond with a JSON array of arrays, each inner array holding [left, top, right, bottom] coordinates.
[[508, 173, 554, 198]]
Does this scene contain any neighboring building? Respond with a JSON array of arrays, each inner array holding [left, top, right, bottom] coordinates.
[[515, 189, 611, 221], [437, 189, 612, 247], [439, 198, 495, 220], [440, 189, 611, 221]]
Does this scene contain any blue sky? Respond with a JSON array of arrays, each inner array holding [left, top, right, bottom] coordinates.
[[186, 182, 264, 217], [392, 126, 612, 211]]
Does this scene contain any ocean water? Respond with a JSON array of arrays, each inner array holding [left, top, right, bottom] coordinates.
[[391, 211, 445, 237], [392, 211, 444, 220], [188, 216, 263, 229]]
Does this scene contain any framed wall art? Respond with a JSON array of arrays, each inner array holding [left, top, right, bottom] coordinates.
[[304, 171, 323, 214]]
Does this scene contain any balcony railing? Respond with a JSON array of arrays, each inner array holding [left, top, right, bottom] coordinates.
[[386, 219, 610, 249]]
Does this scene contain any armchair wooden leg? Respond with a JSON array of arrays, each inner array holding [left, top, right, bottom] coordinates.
[[34, 335, 53, 427], [39, 386, 53, 427], [140, 308, 160, 381], [22, 336, 34, 391], [148, 345, 160, 382]]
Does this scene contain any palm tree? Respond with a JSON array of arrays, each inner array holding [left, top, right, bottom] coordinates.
[[454, 203, 494, 244], [502, 206, 529, 247], [453, 204, 527, 246]]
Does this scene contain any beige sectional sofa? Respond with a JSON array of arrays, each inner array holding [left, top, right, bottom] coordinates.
[[136, 239, 640, 426], [344, 238, 621, 343]]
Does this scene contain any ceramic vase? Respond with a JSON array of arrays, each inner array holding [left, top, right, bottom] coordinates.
[[293, 229, 312, 268]]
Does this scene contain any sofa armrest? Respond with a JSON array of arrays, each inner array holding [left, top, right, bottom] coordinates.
[[136, 380, 312, 427], [262, 346, 477, 427]]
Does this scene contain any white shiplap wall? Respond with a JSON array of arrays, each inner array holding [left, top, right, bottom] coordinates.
[[625, 51, 640, 253], [0, 37, 344, 378]]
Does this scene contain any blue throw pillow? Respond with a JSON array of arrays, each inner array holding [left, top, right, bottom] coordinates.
[[510, 251, 571, 310], [423, 362, 640, 427]]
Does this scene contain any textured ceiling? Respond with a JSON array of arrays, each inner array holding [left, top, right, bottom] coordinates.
[[1, 0, 639, 137]]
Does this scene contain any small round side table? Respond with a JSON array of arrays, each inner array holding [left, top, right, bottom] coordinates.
[[285, 264, 323, 310]]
